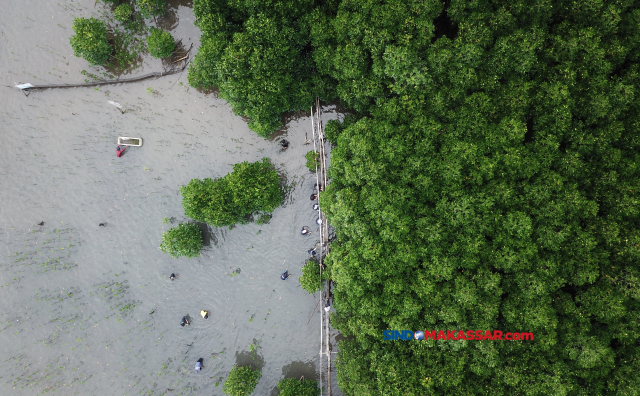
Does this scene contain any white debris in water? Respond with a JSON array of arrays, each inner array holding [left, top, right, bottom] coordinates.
[[15, 83, 34, 90], [108, 100, 123, 109]]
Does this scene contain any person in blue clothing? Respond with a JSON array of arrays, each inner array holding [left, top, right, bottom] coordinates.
[[195, 358, 203, 372], [180, 316, 190, 327], [281, 269, 289, 280]]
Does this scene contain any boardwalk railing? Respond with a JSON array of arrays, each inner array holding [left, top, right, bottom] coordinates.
[[311, 98, 333, 396]]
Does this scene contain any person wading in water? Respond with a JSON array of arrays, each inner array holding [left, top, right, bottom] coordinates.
[[116, 145, 127, 157]]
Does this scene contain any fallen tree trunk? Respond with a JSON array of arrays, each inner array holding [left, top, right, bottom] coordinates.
[[15, 63, 188, 91]]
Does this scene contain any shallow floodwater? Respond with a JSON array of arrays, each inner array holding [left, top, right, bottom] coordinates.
[[0, 1, 343, 394]]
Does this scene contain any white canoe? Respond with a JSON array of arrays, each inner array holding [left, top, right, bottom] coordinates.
[[118, 137, 143, 147]]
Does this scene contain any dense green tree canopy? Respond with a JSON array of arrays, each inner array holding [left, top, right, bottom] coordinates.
[[190, 0, 640, 394], [188, 0, 335, 136], [180, 158, 282, 227], [69, 17, 112, 66], [320, 1, 640, 395]]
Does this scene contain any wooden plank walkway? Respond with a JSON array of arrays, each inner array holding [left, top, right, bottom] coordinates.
[[311, 98, 333, 396]]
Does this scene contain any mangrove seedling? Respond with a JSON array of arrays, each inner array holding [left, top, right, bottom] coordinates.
[[299, 258, 328, 294]]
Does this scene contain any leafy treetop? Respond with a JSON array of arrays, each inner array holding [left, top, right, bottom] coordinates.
[[223, 365, 261, 396], [277, 378, 320, 396], [136, 0, 167, 19], [159, 222, 203, 259], [321, 1, 640, 395], [69, 17, 112, 66], [147, 27, 175, 58], [299, 259, 328, 294], [188, 0, 335, 137], [114, 4, 133, 23], [180, 158, 282, 227]]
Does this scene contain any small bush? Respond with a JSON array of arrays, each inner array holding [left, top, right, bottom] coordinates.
[[181, 158, 282, 227], [114, 4, 133, 22], [305, 151, 319, 171], [136, 0, 166, 19], [69, 17, 112, 66], [147, 27, 175, 58], [299, 259, 328, 294], [277, 378, 320, 396], [159, 222, 202, 258], [223, 365, 261, 396]]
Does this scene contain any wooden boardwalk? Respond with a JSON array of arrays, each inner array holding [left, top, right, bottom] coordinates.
[[311, 98, 333, 396]]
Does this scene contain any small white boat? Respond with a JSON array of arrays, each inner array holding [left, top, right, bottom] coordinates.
[[118, 137, 143, 147]]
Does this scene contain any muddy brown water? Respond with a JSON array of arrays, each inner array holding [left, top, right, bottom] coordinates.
[[0, 1, 343, 394]]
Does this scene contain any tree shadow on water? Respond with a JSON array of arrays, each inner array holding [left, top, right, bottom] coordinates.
[[196, 222, 217, 247], [234, 349, 265, 372]]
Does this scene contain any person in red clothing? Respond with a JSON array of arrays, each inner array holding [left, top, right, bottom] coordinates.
[[116, 145, 127, 157]]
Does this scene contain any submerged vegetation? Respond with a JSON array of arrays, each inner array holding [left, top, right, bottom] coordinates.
[[180, 158, 282, 227], [190, 0, 640, 394]]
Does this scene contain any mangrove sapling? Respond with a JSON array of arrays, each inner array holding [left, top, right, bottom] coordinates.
[[180, 158, 282, 227], [299, 259, 328, 294], [114, 4, 133, 23], [305, 150, 319, 172], [159, 222, 202, 258], [277, 378, 320, 396], [223, 365, 261, 396], [135, 0, 166, 20], [69, 17, 111, 66], [147, 27, 175, 58]]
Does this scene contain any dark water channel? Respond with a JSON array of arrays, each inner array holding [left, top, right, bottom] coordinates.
[[0, 1, 343, 394]]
